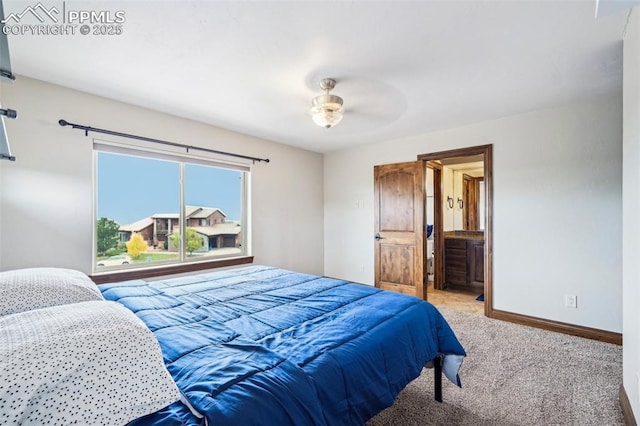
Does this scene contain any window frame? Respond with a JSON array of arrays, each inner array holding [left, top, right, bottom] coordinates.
[[91, 140, 252, 283]]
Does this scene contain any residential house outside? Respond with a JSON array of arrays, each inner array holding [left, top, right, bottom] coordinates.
[[118, 206, 241, 253], [118, 217, 154, 244]]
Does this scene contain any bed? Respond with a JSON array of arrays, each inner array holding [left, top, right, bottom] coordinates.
[[99, 265, 466, 425], [0, 265, 465, 425]]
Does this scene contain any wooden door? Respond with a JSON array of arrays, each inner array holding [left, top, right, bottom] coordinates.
[[463, 174, 483, 230], [374, 161, 425, 299]]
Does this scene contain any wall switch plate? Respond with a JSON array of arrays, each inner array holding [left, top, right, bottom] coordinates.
[[565, 294, 577, 308]]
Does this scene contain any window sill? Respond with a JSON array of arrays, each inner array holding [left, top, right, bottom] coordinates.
[[90, 256, 254, 284]]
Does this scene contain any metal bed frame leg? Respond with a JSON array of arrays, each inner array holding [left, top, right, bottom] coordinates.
[[433, 355, 443, 403]]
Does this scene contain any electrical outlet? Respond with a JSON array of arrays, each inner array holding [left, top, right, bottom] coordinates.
[[565, 294, 577, 309]]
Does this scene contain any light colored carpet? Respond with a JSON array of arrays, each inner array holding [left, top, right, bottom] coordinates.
[[367, 308, 623, 426]]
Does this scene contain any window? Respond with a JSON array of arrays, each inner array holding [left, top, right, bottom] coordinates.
[[94, 146, 248, 273]]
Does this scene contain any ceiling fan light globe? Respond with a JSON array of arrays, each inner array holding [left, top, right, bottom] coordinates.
[[311, 109, 343, 128]]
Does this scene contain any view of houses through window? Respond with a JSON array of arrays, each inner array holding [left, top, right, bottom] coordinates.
[[95, 150, 245, 271]]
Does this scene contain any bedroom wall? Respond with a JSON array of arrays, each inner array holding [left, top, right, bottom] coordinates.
[[0, 76, 324, 276], [324, 96, 622, 333], [623, 7, 640, 419]]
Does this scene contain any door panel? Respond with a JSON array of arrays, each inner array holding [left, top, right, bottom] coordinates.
[[379, 172, 415, 232], [374, 161, 425, 299], [380, 245, 414, 286]]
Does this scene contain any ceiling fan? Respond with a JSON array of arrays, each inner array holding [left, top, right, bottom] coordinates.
[[309, 78, 344, 129], [0, 0, 17, 161]]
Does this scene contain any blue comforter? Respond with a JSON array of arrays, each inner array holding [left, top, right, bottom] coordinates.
[[100, 265, 465, 425]]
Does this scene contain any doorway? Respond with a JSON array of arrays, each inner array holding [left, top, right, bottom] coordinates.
[[419, 145, 493, 316], [372, 145, 493, 316]]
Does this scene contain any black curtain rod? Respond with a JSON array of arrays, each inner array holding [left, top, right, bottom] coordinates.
[[58, 119, 270, 164]]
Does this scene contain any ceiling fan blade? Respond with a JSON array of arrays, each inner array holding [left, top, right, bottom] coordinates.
[[0, 111, 15, 161], [0, 1, 16, 82], [0, 1, 16, 161]]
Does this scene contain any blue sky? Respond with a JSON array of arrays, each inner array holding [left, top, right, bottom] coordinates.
[[97, 152, 242, 225]]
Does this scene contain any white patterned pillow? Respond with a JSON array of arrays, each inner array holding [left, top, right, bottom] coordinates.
[[0, 300, 181, 425], [0, 267, 104, 316]]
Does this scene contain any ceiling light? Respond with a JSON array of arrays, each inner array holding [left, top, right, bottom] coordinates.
[[310, 78, 344, 128]]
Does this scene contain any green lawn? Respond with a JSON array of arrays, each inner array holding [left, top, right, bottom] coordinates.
[[132, 252, 179, 263]]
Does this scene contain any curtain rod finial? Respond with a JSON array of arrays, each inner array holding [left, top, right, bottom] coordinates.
[[58, 119, 68, 126]]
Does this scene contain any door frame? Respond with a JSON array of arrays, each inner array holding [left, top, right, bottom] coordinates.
[[418, 144, 493, 316], [425, 161, 443, 290]]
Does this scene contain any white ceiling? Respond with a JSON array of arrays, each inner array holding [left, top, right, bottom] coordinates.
[[3, 1, 628, 153]]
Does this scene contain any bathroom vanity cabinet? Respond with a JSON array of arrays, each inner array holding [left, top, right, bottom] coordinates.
[[444, 232, 484, 293]]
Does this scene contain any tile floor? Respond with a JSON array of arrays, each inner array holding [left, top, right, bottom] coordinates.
[[426, 282, 484, 315]]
